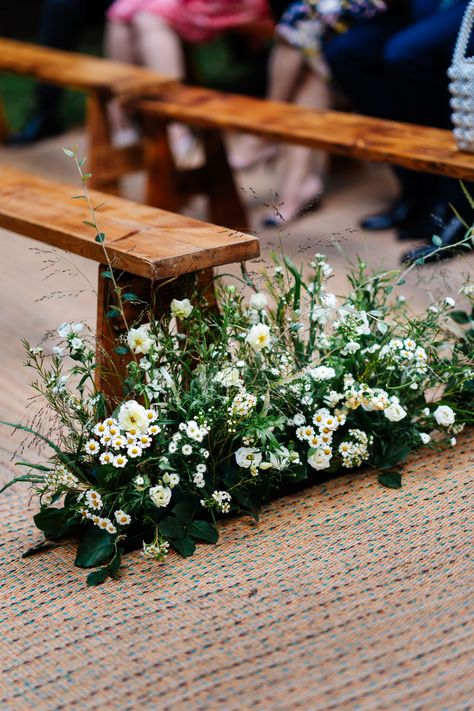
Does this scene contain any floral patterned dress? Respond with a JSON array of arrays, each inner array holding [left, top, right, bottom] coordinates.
[[107, 0, 271, 42]]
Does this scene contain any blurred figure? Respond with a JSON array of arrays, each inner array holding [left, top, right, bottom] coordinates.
[[7, 0, 112, 145], [229, 0, 388, 227], [105, 0, 270, 157], [324, 0, 474, 262]]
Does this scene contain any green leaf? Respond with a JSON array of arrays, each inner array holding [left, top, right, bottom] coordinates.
[[34, 507, 71, 538], [122, 292, 140, 302], [170, 536, 196, 558], [415, 257, 425, 266], [159, 517, 185, 539], [0, 473, 44, 494], [75, 527, 115, 568], [22, 540, 60, 557], [62, 148, 75, 158], [432, 235, 442, 247], [396, 279, 406, 286], [108, 548, 123, 579], [114, 346, 129, 356], [101, 270, 114, 280], [188, 520, 219, 544], [450, 310, 470, 325], [377, 321, 388, 334], [87, 567, 110, 586], [378, 471, 402, 489], [95, 232, 106, 243], [16, 461, 51, 472], [106, 307, 121, 319], [0, 421, 83, 477], [173, 499, 199, 523]]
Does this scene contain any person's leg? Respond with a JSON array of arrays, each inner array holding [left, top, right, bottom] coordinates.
[[264, 66, 330, 225], [229, 41, 306, 170], [8, 0, 88, 144], [103, 19, 138, 140]]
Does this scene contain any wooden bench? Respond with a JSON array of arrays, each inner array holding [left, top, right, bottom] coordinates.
[[3, 40, 474, 229], [0, 165, 259, 401], [132, 85, 474, 226], [0, 38, 175, 193]]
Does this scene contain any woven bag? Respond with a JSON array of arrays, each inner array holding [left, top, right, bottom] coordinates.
[[449, 0, 474, 151]]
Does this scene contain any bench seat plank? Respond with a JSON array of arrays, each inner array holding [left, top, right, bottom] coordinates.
[[0, 166, 259, 279], [0, 38, 172, 96], [137, 86, 474, 181]]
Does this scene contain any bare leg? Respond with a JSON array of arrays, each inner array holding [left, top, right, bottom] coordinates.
[[266, 67, 330, 225], [229, 41, 306, 170], [133, 12, 199, 165], [104, 20, 137, 138]]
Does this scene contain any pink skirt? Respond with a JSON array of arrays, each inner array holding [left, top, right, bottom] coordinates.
[[107, 0, 270, 42]]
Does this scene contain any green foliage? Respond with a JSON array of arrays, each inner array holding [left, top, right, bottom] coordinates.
[[378, 471, 402, 489], [75, 528, 115, 568]]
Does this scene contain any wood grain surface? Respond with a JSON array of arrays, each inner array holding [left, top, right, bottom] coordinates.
[[136, 86, 474, 180], [0, 166, 259, 279], [0, 37, 173, 96]]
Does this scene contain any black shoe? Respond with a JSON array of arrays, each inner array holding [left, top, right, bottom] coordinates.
[[6, 114, 63, 146], [360, 197, 423, 231], [396, 203, 449, 241], [401, 217, 471, 265]]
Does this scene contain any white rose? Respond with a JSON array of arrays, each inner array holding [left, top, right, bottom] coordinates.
[[307, 450, 331, 470], [269, 446, 290, 470], [433, 405, 455, 427], [235, 447, 262, 469], [384, 402, 407, 422], [171, 298, 193, 319], [127, 325, 153, 354], [118, 400, 149, 433], [250, 292, 268, 311], [149, 485, 172, 508], [246, 323, 271, 351], [419, 432, 431, 444]]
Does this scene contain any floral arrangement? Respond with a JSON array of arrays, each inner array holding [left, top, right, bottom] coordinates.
[[2, 157, 473, 586]]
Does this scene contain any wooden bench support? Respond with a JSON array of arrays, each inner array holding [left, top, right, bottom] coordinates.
[[0, 166, 259, 404]]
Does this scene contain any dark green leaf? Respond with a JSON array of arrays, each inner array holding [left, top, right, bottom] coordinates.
[[0, 473, 45, 494], [22, 540, 61, 557], [396, 279, 406, 286], [82, 220, 96, 228], [378, 471, 402, 489], [108, 548, 123, 579], [172, 499, 199, 523], [432, 235, 442, 247], [122, 292, 140, 302], [450, 310, 470, 325], [106, 307, 121, 319], [95, 232, 106, 243], [87, 567, 110, 586], [114, 346, 129, 356], [188, 520, 219, 544], [75, 527, 115, 568], [415, 257, 425, 266], [159, 517, 185, 539], [170, 536, 196, 558], [34, 507, 71, 537], [101, 270, 114, 280], [16, 461, 51, 472]]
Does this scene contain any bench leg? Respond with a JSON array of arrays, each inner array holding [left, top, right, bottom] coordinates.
[[143, 117, 181, 212], [96, 264, 216, 406], [0, 97, 9, 143], [201, 128, 247, 230], [87, 92, 120, 196]]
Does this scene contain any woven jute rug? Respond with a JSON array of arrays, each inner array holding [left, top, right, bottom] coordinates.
[[0, 432, 472, 710]]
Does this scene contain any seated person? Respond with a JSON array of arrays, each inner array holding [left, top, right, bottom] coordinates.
[[323, 0, 474, 262]]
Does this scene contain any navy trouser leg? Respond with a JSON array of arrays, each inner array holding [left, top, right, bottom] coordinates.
[[384, 2, 474, 210]]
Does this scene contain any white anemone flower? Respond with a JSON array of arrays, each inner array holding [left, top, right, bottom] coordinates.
[[118, 400, 149, 433]]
